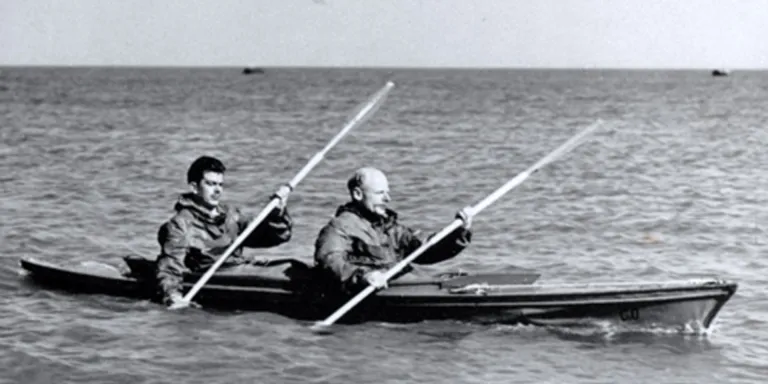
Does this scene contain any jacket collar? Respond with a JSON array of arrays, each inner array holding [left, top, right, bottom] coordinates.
[[174, 193, 229, 225], [335, 201, 398, 228]]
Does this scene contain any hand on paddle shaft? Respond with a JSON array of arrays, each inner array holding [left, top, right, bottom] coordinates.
[[456, 206, 473, 229], [311, 120, 603, 331], [362, 206, 473, 290], [271, 184, 292, 212], [363, 270, 389, 290]]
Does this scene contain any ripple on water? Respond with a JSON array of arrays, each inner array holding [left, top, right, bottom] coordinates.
[[2, 68, 768, 383]]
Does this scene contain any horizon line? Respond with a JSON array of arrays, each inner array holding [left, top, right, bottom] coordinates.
[[0, 64, 763, 71]]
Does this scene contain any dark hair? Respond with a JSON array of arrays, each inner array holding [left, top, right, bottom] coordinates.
[[187, 155, 226, 184]]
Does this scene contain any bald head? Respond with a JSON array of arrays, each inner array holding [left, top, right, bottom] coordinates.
[[347, 167, 391, 217], [347, 167, 387, 193]]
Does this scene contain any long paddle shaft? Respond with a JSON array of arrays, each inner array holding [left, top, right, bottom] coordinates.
[[176, 81, 396, 308], [312, 119, 604, 328]]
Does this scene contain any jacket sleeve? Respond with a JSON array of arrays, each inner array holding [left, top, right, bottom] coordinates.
[[155, 218, 189, 304], [314, 222, 371, 288], [396, 224, 472, 265], [236, 205, 293, 248]]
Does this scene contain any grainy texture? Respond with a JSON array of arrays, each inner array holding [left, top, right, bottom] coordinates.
[[1, 67, 765, 383]]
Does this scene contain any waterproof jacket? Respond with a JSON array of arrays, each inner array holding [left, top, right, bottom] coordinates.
[[155, 193, 292, 303], [313, 202, 471, 292]]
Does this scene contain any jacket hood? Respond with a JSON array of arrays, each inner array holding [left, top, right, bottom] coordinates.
[[334, 201, 398, 227], [174, 193, 229, 225]]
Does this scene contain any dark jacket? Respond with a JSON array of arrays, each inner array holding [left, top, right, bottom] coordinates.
[[313, 202, 471, 291], [155, 193, 292, 303]]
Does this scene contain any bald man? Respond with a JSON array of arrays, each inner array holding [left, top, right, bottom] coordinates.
[[313, 167, 473, 293]]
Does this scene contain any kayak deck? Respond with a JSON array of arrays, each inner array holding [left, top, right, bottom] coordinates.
[[18, 257, 737, 330]]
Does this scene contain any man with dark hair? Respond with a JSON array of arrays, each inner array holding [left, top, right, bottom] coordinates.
[[314, 166, 473, 293], [155, 155, 293, 307]]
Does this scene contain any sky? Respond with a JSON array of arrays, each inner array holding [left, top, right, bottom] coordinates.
[[2, 0, 767, 69]]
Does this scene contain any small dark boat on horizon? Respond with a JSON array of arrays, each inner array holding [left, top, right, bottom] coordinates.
[[242, 67, 265, 75], [711, 69, 731, 77]]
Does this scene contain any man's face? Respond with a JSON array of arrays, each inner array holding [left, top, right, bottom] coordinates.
[[353, 171, 391, 218], [192, 171, 224, 207]]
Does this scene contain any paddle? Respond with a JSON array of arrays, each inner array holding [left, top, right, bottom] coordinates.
[[310, 119, 604, 330], [171, 81, 396, 309]]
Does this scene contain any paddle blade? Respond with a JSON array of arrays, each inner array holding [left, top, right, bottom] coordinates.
[[339, 81, 394, 133], [309, 322, 336, 335], [167, 300, 190, 311]]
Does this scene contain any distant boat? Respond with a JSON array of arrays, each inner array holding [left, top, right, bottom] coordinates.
[[242, 67, 265, 75], [711, 69, 730, 77]]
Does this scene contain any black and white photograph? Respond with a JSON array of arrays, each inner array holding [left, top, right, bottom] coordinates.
[[2, 1, 766, 383]]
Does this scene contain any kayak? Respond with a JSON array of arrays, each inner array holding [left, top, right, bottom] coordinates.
[[18, 256, 737, 330]]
